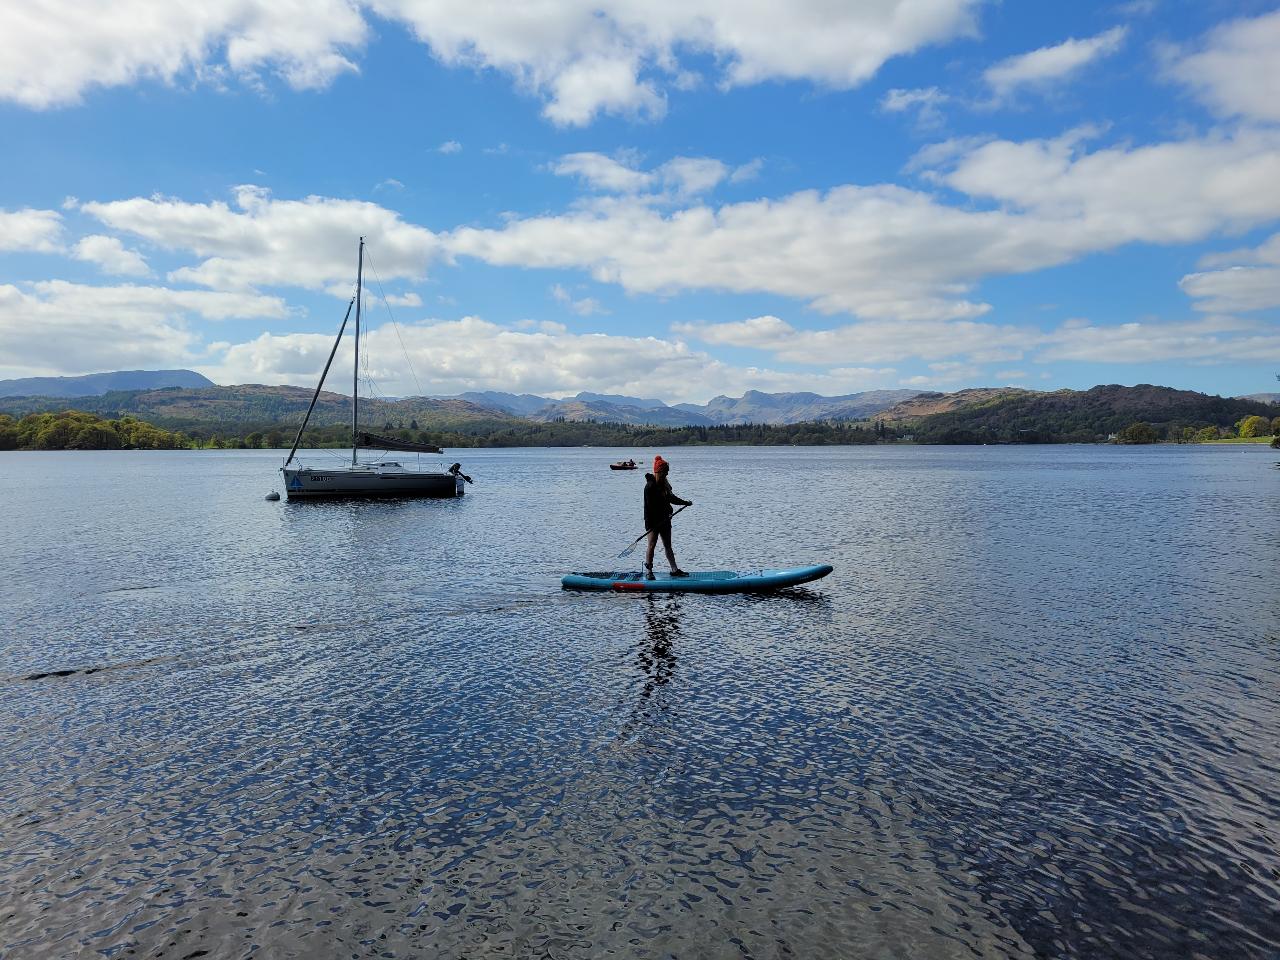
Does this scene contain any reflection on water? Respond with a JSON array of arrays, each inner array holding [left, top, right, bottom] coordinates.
[[0, 445, 1277, 959], [615, 596, 681, 751], [638, 595, 679, 702]]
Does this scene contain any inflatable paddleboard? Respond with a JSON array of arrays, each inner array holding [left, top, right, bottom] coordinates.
[[561, 564, 833, 593]]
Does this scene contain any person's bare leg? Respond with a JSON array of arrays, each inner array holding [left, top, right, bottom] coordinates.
[[661, 530, 679, 570], [644, 531, 658, 577]]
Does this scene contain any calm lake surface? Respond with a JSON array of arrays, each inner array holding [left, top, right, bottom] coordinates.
[[1, 445, 1277, 959]]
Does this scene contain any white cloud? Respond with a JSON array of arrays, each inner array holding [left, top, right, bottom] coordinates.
[[0, 208, 63, 252], [1168, 9, 1280, 123], [984, 26, 1127, 99], [661, 157, 728, 196], [882, 87, 945, 112], [374, 178, 404, 191], [1038, 315, 1280, 363], [83, 185, 439, 292], [553, 152, 653, 193], [72, 235, 150, 276], [904, 135, 994, 173], [202, 314, 900, 401], [450, 189, 1019, 320], [437, 140, 462, 153], [452, 127, 1280, 322], [881, 86, 950, 127], [675, 315, 1029, 365], [728, 158, 764, 184], [1115, 1, 1157, 16], [0, 0, 367, 109], [550, 282, 608, 316], [1180, 234, 1280, 313], [569, 297, 606, 316], [1183, 268, 1280, 314], [0, 280, 287, 379], [551, 152, 729, 196], [377, 0, 984, 124], [1197, 233, 1280, 270], [939, 127, 1280, 246], [678, 312, 1280, 369], [901, 360, 988, 388], [383, 291, 422, 307], [1, 1, 982, 124]]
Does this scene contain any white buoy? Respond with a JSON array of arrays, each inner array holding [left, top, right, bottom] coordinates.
[[265, 491, 281, 501]]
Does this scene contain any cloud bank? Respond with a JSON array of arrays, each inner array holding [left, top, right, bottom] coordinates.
[[1, 0, 982, 123]]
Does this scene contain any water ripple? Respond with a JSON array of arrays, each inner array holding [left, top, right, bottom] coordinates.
[[0, 445, 1277, 958]]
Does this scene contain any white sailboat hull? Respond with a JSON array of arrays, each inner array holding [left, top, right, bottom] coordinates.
[[283, 465, 463, 498]]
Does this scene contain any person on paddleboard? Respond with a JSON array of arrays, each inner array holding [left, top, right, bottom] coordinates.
[[643, 455, 693, 579]]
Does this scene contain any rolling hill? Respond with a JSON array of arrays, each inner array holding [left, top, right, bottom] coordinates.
[[0, 385, 523, 435], [870, 388, 1031, 421]]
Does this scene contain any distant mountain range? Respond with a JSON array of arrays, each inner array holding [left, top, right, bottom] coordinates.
[[1, 371, 1275, 443], [1, 372, 922, 427], [0, 369, 213, 398], [441, 387, 923, 425], [1240, 393, 1280, 405]]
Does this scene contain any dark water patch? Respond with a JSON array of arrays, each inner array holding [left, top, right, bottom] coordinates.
[[13, 655, 171, 683]]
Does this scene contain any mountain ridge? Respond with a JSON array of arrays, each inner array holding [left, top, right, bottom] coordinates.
[[1, 376, 1272, 442], [439, 387, 924, 425], [0, 369, 214, 398]]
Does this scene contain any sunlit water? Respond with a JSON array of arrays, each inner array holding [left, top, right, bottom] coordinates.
[[1, 445, 1277, 959]]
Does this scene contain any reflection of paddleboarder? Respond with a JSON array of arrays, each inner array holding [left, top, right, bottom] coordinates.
[[643, 455, 692, 579], [639, 596, 678, 699]]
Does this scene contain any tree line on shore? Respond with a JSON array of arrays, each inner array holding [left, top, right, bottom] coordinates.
[[1113, 415, 1279, 444], [0, 411, 191, 450], [3, 404, 1276, 452], [0, 410, 886, 450]]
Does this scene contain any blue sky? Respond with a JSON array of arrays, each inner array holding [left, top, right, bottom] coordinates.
[[1, 0, 1278, 402]]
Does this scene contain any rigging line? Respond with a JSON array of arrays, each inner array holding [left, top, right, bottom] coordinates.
[[363, 249, 426, 400]]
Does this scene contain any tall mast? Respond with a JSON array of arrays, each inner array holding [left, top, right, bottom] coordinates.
[[352, 236, 363, 465]]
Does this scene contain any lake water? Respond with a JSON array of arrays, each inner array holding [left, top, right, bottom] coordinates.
[[1, 445, 1277, 959]]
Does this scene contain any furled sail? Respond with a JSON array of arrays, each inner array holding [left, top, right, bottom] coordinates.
[[355, 431, 443, 454]]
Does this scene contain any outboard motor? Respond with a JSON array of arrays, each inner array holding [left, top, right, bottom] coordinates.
[[448, 462, 473, 484]]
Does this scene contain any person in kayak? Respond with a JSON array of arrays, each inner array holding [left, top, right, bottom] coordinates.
[[643, 455, 693, 579]]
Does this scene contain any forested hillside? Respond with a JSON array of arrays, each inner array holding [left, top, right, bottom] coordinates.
[[906, 385, 1277, 443]]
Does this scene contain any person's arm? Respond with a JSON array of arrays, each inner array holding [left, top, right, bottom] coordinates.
[[668, 489, 692, 506]]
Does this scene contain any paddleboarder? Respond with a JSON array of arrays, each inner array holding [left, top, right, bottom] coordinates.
[[643, 455, 693, 579]]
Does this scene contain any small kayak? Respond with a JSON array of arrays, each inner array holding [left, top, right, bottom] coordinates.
[[562, 564, 833, 593]]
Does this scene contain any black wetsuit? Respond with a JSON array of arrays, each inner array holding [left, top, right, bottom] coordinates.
[[644, 473, 688, 533]]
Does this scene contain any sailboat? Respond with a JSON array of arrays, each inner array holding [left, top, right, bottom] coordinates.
[[281, 238, 467, 498]]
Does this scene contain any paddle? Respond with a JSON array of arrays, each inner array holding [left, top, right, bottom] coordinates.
[[618, 503, 691, 559]]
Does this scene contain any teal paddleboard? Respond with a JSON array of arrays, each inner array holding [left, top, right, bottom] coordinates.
[[561, 564, 833, 593]]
